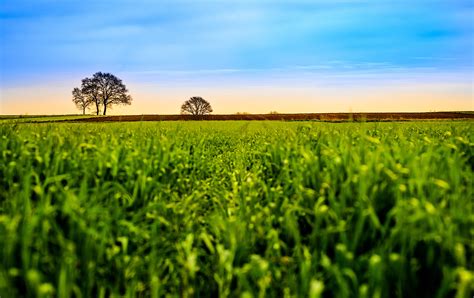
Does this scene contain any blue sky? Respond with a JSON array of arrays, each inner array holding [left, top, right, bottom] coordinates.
[[0, 0, 473, 114]]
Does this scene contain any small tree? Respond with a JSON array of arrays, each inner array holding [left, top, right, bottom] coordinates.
[[81, 78, 102, 115], [181, 97, 213, 117], [72, 87, 91, 115]]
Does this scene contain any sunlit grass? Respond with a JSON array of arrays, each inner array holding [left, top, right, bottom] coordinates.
[[0, 115, 98, 123], [0, 121, 473, 297]]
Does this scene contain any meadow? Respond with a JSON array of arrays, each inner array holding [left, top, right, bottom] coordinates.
[[0, 121, 473, 297], [0, 115, 98, 123]]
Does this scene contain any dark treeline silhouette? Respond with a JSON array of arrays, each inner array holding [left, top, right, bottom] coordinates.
[[72, 72, 132, 115]]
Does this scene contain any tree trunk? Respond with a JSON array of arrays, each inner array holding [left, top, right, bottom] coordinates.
[[95, 103, 99, 115], [103, 104, 107, 115], [82, 107, 85, 115]]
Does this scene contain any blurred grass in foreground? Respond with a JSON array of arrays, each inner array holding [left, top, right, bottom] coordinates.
[[0, 121, 473, 297]]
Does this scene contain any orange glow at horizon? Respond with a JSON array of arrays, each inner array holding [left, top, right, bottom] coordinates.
[[1, 82, 472, 115]]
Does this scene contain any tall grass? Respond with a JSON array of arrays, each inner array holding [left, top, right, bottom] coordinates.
[[1, 121, 473, 297]]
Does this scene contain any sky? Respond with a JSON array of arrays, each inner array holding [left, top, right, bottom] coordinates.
[[0, 0, 473, 115]]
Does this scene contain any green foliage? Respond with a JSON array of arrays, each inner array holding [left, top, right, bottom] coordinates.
[[0, 121, 473, 297]]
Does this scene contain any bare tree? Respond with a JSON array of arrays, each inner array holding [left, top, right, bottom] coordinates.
[[72, 72, 132, 115], [81, 78, 102, 115], [72, 87, 92, 115], [93, 72, 132, 115], [181, 97, 213, 117]]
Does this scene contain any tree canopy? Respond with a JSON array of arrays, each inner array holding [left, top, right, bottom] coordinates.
[[72, 72, 132, 115], [72, 87, 91, 115], [181, 97, 213, 117]]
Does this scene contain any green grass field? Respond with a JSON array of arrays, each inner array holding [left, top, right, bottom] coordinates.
[[0, 115, 98, 123], [1, 121, 473, 297]]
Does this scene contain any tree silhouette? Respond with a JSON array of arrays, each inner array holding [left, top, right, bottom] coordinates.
[[72, 87, 91, 115], [93, 72, 132, 115], [80, 77, 102, 115], [181, 97, 213, 117], [72, 72, 132, 115]]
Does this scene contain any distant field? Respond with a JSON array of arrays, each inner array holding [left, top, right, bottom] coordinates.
[[1, 121, 473, 297], [1, 112, 473, 123], [0, 115, 98, 123], [77, 112, 472, 122]]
